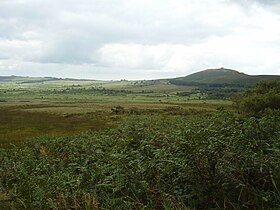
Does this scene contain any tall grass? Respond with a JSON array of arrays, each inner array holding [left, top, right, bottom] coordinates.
[[0, 112, 280, 209], [0, 108, 110, 148]]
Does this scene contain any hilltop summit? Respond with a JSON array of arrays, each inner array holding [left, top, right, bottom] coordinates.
[[170, 68, 280, 86]]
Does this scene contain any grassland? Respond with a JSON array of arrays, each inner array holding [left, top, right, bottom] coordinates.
[[2, 78, 279, 209], [0, 79, 231, 147]]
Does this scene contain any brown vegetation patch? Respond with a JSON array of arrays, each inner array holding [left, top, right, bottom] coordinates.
[[0, 108, 112, 148]]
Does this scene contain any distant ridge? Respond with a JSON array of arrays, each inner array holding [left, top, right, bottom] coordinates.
[[0, 76, 96, 83], [0, 76, 60, 83], [169, 68, 280, 86]]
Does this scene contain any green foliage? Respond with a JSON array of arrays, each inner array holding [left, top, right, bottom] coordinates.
[[1, 112, 280, 209], [234, 80, 280, 115]]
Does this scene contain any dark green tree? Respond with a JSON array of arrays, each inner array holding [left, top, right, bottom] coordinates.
[[234, 80, 280, 115]]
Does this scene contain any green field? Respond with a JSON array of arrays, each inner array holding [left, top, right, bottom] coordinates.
[[0, 78, 279, 209], [0, 79, 231, 148]]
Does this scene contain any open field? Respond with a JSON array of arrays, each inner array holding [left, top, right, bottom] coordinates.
[[0, 79, 232, 147]]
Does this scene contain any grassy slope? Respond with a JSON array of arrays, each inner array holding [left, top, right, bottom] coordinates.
[[170, 68, 280, 86]]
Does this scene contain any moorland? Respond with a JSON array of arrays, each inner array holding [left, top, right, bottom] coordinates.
[[0, 68, 280, 209]]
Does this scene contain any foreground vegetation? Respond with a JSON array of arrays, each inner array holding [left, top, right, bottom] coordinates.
[[1, 111, 280, 209]]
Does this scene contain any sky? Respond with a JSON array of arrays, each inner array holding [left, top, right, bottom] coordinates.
[[0, 0, 280, 80]]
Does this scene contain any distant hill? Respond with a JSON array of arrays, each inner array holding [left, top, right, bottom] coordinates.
[[0, 76, 96, 83], [0, 76, 61, 83], [169, 68, 280, 87]]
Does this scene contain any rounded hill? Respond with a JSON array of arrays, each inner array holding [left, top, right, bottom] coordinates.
[[170, 68, 280, 86]]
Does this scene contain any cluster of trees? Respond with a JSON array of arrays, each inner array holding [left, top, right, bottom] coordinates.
[[49, 87, 155, 95], [234, 80, 280, 115], [50, 87, 133, 95]]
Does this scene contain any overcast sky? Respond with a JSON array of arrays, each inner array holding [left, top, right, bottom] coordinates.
[[0, 0, 280, 80]]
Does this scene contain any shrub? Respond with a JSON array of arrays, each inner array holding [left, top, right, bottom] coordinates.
[[234, 80, 280, 116]]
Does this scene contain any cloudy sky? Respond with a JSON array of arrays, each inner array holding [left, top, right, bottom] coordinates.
[[0, 0, 280, 80]]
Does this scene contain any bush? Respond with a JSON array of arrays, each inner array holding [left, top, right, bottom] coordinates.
[[234, 80, 280, 116]]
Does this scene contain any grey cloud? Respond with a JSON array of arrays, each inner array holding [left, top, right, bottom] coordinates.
[[2, 1, 239, 41], [39, 32, 96, 64], [41, 0, 243, 64], [234, 0, 280, 13], [253, 0, 280, 5], [0, 55, 8, 60]]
